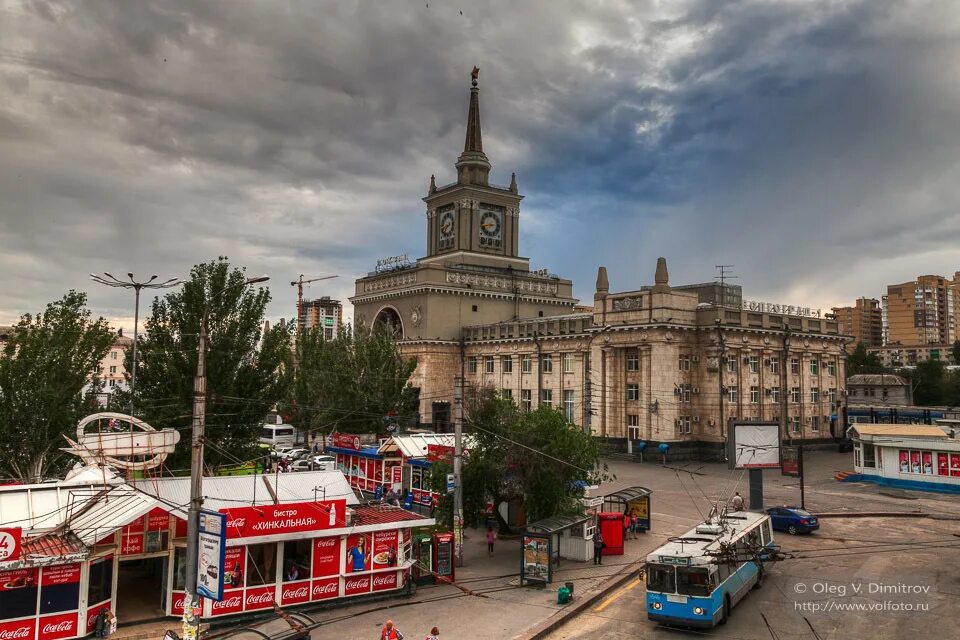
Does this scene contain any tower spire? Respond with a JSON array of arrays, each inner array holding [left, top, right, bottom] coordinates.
[[456, 66, 491, 186]]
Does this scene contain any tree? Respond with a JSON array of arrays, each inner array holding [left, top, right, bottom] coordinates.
[[451, 387, 612, 532], [128, 259, 293, 470], [291, 322, 418, 436], [952, 339, 960, 366], [0, 292, 114, 482], [910, 359, 947, 406], [847, 342, 883, 375]]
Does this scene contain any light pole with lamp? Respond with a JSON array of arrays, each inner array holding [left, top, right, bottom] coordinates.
[[89, 272, 181, 414], [182, 275, 269, 639]]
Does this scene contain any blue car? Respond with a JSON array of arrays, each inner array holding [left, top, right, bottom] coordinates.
[[766, 506, 819, 534]]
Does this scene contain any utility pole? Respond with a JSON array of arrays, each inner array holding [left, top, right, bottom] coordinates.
[[182, 276, 269, 640], [291, 274, 339, 332], [453, 338, 465, 567]]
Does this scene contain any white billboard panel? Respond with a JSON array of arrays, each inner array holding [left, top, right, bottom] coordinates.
[[732, 422, 780, 469]]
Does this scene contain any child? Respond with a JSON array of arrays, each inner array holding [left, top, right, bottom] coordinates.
[[425, 626, 440, 640], [486, 525, 496, 555]]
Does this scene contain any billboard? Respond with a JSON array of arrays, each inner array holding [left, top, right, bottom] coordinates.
[[197, 510, 227, 601], [521, 534, 551, 584], [728, 422, 781, 469]]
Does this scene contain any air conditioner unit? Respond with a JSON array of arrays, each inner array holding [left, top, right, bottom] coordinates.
[[743, 356, 751, 363], [693, 416, 700, 423], [691, 355, 699, 363], [675, 419, 682, 427], [765, 388, 773, 396], [674, 386, 681, 395], [693, 387, 700, 394]]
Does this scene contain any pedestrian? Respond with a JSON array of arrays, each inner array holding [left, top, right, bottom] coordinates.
[[380, 619, 404, 640], [486, 525, 496, 555], [731, 491, 744, 511], [593, 531, 604, 565], [623, 514, 632, 541], [425, 626, 440, 640]]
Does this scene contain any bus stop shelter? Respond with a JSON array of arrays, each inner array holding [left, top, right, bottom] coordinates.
[[521, 514, 593, 584], [602, 486, 653, 532]]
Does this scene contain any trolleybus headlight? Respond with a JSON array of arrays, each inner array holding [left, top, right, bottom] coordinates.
[[693, 606, 704, 615], [652, 602, 662, 610]]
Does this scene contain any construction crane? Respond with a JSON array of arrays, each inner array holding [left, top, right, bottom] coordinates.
[[291, 274, 339, 330]]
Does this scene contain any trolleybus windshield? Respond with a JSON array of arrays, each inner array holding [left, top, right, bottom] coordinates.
[[646, 564, 676, 593], [677, 566, 712, 596]]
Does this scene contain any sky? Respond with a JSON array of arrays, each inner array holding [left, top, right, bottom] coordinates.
[[2, 0, 959, 331]]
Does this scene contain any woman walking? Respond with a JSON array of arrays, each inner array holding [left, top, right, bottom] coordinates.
[[486, 525, 496, 555]]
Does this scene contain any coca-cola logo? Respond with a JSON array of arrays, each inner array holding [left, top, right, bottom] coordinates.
[[227, 518, 246, 530], [344, 577, 370, 590], [0, 628, 32, 639], [315, 537, 337, 548], [284, 586, 309, 599], [42, 621, 75, 633], [213, 595, 242, 609], [372, 574, 395, 587], [173, 597, 185, 610], [312, 581, 338, 596], [245, 591, 274, 605]]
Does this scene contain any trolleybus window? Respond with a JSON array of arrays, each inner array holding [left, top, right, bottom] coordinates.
[[646, 564, 676, 593], [677, 566, 712, 597]]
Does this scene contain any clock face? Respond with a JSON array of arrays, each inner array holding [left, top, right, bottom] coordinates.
[[439, 211, 454, 237], [479, 210, 502, 239]]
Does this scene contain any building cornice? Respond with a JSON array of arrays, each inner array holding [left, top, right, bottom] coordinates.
[[350, 285, 576, 307]]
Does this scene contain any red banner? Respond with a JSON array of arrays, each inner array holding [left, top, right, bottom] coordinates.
[[372, 571, 398, 593], [38, 613, 79, 640], [244, 586, 275, 611], [0, 567, 37, 591], [0, 527, 22, 562], [311, 576, 339, 601], [223, 500, 346, 539], [146, 508, 170, 532], [426, 444, 455, 463], [312, 536, 341, 577], [344, 534, 370, 573], [210, 591, 244, 616], [0, 619, 36, 640], [280, 581, 311, 605], [119, 532, 143, 556], [41, 564, 81, 586], [372, 531, 399, 569], [331, 433, 362, 450], [343, 574, 371, 597], [122, 515, 145, 535]]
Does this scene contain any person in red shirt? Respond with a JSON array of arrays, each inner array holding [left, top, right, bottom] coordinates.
[[381, 619, 404, 640]]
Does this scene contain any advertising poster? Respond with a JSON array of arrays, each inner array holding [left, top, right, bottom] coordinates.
[[344, 534, 370, 573], [120, 531, 144, 556], [0, 619, 36, 640], [899, 450, 910, 473], [0, 527, 22, 562], [224, 547, 245, 589], [37, 612, 79, 640], [910, 451, 921, 474], [223, 500, 346, 539], [952, 454, 960, 477], [209, 591, 243, 617], [372, 531, 399, 569], [197, 510, 227, 601], [0, 567, 39, 620], [311, 576, 339, 601], [522, 535, 550, 584], [627, 496, 651, 530], [372, 572, 398, 592], [922, 452, 933, 475], [343, 574, 371, 597], [39, 564, 81, 614], [280, 581, 311, 605], [938, 453, 949, 475], [243, 585, 274, 611], [312, 536, 341, 577]]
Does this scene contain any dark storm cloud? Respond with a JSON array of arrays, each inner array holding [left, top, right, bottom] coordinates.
[[1, 0, 958, 327]]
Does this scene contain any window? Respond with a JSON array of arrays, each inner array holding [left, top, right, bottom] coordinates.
[[410, 465, 426, 490], [899, 450, 937, 476], [828, 387, 837, 404], [790, 387, 800, 403], [681, 384, 692, 403], [627, 414, 640, 440], [726, 357, 737, 373], [521, 389, 532, 412], [627, 351, 640, 371], [467, 356, 477, 374], [936, 452, 960, 477], [811, 416, 820, 433], [646, 564, 676, 593], [502, 356, 513, 373], [563, 353, 575, 374], [283, 540, 312, 582], [521, 355, 532, 373], [810, 359, 819, 375], [540, 389, 553, 408], [627, 383, 639, 401], [727, 387, 738, 403], [87, 556, 114, 606], [750, 386, 760, 404], [541, 354, 553, 373], [790, 416, 800, 434], [246, 543, 278, 586], [748, 356, 759, 373], [791, 358, 800, 374], [109, 365, 117, 374], [564, 390, 575, 422], [862, 443, 876, 468], [680, 417, 692, 434], [500, 389, 513, 401], [677, 566, 712, 597], [484, 356, 494, 374], [810, 387, 819, 403], [678, 354, 691, 372], [769, 356, 780, 374], [827, 361, 836, 376], [111, 351, 118, 360], [771, 387, 781, 403]]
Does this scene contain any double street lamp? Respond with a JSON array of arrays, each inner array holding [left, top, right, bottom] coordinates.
[[183, 275, 269, 638], [89, 272, 181, 414]]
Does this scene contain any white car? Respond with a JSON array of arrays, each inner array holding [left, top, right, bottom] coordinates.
[[281, 448, 309, 461], [291, 458, 335, 472]]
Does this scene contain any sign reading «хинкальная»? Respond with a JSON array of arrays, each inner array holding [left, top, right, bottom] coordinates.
[[222, 499, 346, 539]]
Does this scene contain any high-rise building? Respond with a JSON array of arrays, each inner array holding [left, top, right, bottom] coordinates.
[[884, 274, 960, 346], [299, 296, 343, 339], [831, 298, 883, 348]]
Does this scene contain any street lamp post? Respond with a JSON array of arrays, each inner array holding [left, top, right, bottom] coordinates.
[[182, 275, 269, 639], [89, 272, 180, 414]]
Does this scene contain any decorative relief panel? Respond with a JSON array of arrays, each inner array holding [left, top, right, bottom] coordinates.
[[612, 297, 643, 311], [364, 273, 417, 292], [445, 272, 558, 294]]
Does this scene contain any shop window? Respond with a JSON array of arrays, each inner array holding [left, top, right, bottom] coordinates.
[[937, 453, 960, 477], [87, 556, 114, 605], [246, 543, 278, 586], [0, 567, 39, 620], [39, 564, 81, 614], [862, 443, 876, 468], [283, 540, 312, 581], [410, 465, 425, 491]]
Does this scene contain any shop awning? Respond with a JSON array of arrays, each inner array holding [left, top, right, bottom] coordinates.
[[525, 514, 591, 535], [63, 485, 158, 546], [326, 445, 383, 459]]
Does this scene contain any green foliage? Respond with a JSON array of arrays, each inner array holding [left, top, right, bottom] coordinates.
[[847, 342, 884, 375], [458, 387, 612, 531], [953, 340, 960, 366], [129, 259, 293, 470], [0, 292, 114, 482], [291, 322, 417, 435]]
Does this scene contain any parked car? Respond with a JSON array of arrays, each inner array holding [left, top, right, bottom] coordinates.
[[766, 506, 819, 534], [289, 459, 315, 472], [281, 448, 309, 461]]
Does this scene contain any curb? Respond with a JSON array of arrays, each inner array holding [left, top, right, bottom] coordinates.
[[815, 511, 943, 518], [514, 560, 643, 640]]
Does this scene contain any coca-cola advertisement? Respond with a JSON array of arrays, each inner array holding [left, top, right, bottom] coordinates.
[[39, 564, 81, 614], [0, 568, 39, 621], [312, 536, 341, 577], [84, 602, 110, 634], [343, 574, 371, 597], [210, 591, 244, 617], [310, 577, 339, 601], [281, 582, 310, 605], [120, 532, 144, 556], [0, 619, 36, 640], [224, 547, 245, 589], [223, 500, 346, 539], [244, 586, 275, 611], [37, 613, 78, 640], [170, 591, 186, 616], [372, 531, 398, 569], [344, 534, 370, 573], [331, 433, 362, 450], [371, 571, 398, 593]]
